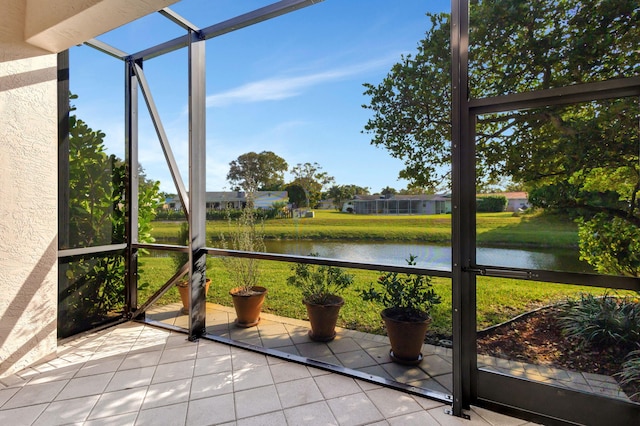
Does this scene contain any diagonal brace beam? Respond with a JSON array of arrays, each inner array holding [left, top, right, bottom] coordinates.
[[132, 62, 190, 218]]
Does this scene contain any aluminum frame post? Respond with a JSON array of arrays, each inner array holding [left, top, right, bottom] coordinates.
[[124, 59, 140, 317], [450, 0, 474, 417], [187, 31, 207, 340]]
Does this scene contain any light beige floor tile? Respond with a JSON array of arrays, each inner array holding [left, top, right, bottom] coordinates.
[[159, 344, 198, 364], [33, 394, 100, 426], [387, 409, 438, 426], [334, 350, 378, 369], [257, 323, 288, 336], [190, 371, 234, 399], [0, 387, 20, 407], [284, 401, 338, 425], [327, 337, 361, 354], [327, 393, 384, 426], [0, 403, 48, 425], [83, 411, 137, 426], [269, 362, 311, 383], [234, 385, 282, 419], [471, 405, 531, 425], [365, 387, 423, 418], [237, 410, 286, 426], [194, 354, 233, 376], [197, 340, 232, 358], [412, 395, 445, 411], [3, 380, 67, 408], [233, 366, 274, 392], [88, 387, 147, 420], [75, 356, 124, 377], [231, 349, 269, 370], [187, 393, 235, 425], [105, 366, 155, 392], [420, 354, 452, 376], [26, 366, 78, 385], [120, 350, 162, 370], [261, 334, 295, 349], [314, 373, 362, 399], [151, 359, 195, 384], [295, 342, 333, 358], [142, 378, 191, 410], [135, 402, 188, 426], [275, 377, 324, 408]]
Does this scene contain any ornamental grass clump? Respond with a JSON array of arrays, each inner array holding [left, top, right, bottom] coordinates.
[[287, 254, 354, 305], [360, 254, 441, 322], [558, 293, 640, 351], [617, 350, 640, 399]]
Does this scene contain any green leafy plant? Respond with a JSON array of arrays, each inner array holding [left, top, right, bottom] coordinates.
[[60, 95, 162, 337], [360, 254, 441, 321], [617, 350, 640, 399], [287, 254, 354, 305], [558, 293, 640, 350]]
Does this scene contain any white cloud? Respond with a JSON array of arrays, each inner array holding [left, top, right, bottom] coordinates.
[[205, 55, 397, 108]]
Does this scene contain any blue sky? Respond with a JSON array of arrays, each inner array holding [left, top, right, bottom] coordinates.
[[70, 0, 450, 195]]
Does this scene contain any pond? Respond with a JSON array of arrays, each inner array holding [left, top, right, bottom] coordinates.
[[262, 240, 593, 273]]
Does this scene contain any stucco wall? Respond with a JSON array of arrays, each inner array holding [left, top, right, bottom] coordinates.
[[0, 2, 58, 378]]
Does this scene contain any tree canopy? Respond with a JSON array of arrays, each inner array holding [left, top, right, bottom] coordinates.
[[290, 162, 335, 208], [227, 151, 288, 192], [362, 0, 640, 275], [326, 184, 370, 210]]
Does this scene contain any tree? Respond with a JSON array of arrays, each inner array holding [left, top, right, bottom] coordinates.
[[227, 151, 288, 192], [362, 1, 640, 275], [380, 186, 397, 197], [289, 162, 335, 208], [61, 97, 162, 336], [326, 184, 370, 210]]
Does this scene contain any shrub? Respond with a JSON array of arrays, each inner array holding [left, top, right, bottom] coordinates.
[[287, 254, 354, 305], [558, 293, 640, 350], [617, 350, 640, 399], [476, 195, 507, 212], [360, 254, 441, 321]]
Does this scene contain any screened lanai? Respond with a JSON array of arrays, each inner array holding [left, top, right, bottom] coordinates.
[[53, 0, 640, 424]]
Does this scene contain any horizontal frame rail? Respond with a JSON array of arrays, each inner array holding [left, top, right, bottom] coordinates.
[[133, 242, 454, 278], [58, 243, 127, 259]]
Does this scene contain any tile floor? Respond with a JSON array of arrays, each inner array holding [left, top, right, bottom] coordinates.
[[150, 302, 631, 402], [0, 321, 537, 426]]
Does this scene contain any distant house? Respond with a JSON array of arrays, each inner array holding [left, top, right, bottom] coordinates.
[[167, 191, 288, 211], [341, 194, 451, 215], [341, 192, 529, 215]]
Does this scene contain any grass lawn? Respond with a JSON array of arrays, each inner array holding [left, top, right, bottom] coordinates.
[[150, 210, 579, 247], [138, 210, 607, 337], [138, 255, 616, 337]]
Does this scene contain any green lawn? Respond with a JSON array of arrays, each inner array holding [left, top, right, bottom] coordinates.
[[138, 210, 605, 337], [150, 210, 579, 247], [138, 255, 615, 337]]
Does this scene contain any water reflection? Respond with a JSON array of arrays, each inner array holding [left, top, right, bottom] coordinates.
[[264, 240, 593, 273]]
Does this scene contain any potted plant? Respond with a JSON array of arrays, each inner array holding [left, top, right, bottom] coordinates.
[[171, 222, 210, 314], [360, 254, 441, 365], [287, 255, 354, 342], [222, 191, 267, 327]]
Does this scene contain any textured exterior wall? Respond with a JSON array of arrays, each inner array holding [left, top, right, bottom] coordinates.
[[0, 1, 58, 378]]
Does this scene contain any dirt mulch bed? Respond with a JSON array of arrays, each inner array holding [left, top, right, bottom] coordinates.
[[475, 306, 639, 402]]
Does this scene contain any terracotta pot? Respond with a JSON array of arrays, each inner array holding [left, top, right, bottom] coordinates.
[[381, 307, 431, 365], [178, 278, 211, 314], [304, 295, 344, 342], [229, 286, 267, 328]]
